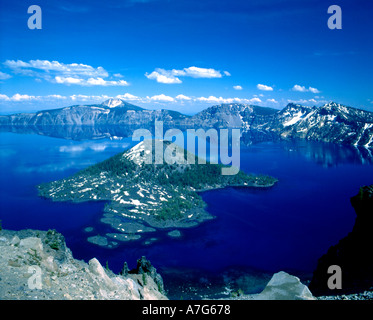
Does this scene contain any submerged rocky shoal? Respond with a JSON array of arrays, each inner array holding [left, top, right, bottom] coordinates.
[[37, 140, 277, 247]]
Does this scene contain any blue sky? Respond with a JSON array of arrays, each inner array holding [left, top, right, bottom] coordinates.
[[0, 0, 372, 114]]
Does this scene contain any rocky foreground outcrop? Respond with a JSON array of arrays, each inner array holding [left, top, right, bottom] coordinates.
[[309, 185, 373, 295], [0, 227, 318, 300], [0, 228, 167, 300], [3, 195, 373, 301]]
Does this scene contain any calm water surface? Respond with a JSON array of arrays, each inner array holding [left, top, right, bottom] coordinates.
[[1, 132, 373, 295]]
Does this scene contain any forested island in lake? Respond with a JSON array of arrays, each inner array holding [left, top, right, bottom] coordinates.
[[37, 140, 277, 247]]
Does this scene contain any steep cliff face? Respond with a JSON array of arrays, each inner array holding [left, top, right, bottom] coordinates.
[[309, 185, 373, 296]]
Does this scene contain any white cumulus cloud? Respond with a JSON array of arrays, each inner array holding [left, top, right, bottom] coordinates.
[[0, 92, 269, 109], [145, 70, 182, 84], [196, 96, 262, 105], [55, 76, 83, 85], [308, 87, 321, 94], [70, 94, 111, 102], [116, 93, 140, 101], [176, 94, 192, 100], [0, 94, 10, 101], [3, 59, 129, 87], [0, 71, 11, 80], [55, 76, 129, 86], [266, 98, 278, 103], [292, 85, 321, 93], [180, 66, 223, 78], [4, 59, 108, 78], [248, 97, 262, 104], [257, 84, 273, 91], [149, 94, 175, 102], [292, 85, 308, 92], [145, 66, 228, 84], [10, 94, 37, 101]]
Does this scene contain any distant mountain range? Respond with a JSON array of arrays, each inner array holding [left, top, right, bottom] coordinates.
[[0, 99, 189, 127], [1, 98, 373, 148]]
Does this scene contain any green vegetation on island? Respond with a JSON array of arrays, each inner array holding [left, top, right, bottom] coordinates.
[[37, 140, 277, 245]]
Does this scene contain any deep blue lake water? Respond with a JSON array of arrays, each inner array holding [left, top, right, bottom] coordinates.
[[1, 132, 373, 296]]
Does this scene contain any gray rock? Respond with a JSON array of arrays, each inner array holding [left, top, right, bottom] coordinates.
[[19, 237, 43, 255], [0, 237, 8, 243], [255, 271, 315, 300], [10, 236, 20, 246], [88, 258, 117, 291]]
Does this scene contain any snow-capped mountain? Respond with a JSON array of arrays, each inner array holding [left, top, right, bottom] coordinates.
[[101, 98, 126, 108], [263, 102, 373, 147]]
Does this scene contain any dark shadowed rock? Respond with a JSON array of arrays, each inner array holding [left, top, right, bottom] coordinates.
[[309, 185, 373, 296]]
